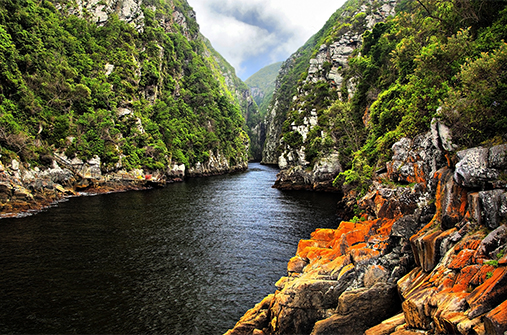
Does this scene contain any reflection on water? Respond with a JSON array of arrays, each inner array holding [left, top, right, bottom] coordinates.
[[0, 163, 340, 334]]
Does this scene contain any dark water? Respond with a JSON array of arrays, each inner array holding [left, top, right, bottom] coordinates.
[[0, 163, 340, 334]]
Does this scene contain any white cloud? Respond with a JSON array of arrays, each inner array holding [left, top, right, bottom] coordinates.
[[188, 0, 347, 79]]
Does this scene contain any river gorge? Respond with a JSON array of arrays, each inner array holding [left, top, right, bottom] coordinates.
[[0, 163, 340, 334]]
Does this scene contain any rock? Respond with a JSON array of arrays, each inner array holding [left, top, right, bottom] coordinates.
[[167, 163, 186, 179], [390, 215, 420, 240], [386, 133, 446, 189], [364, 264, 389, 288], [310, 283, 401, 335], [287, 256, 308, 274], [467, 267, 507, 319], [269, 279, 341, 334], [225, 294, 273, 335], [431, 118, 458, 153], [11, 159, 19, 171], [483, 299, 507, 335], [474, 225, 507, 261], [454, 145, 507, 189], [489, 144, 507, 169], [365, 313, 406, 335], [478, 189, 507, 229]]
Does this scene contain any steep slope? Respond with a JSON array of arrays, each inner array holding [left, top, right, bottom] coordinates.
[[260, 0, 397, 172], [244, 62, 282, 161], [229, 0, 507, 334], [245, 62, 282, 115], [0, 0, 253, 215]]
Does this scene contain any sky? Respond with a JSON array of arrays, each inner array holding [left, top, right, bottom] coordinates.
[[187, 0, 347, 81]]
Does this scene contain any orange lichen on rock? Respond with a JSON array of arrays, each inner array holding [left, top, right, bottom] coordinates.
[[484, 299, 507, 335], [292, 218, 396, 279], [469, 264, 496, 287], [448, 249, 475, 270], [467, 267, 507, 319], [451, 265, 481, 293]]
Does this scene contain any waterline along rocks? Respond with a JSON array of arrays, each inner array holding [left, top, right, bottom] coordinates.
[[230, 0, 507, 331], [0, 0, 253, 217], [226, 132, 507, 335]]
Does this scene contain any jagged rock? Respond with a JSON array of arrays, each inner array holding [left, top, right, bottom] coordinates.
[[483, 299, 507, 335], [273, 155, 342, 191], [225, 295, 273, 335], [478, 190, 507, 229], [167, 163, 186, 179], [431, 118, 457, 152], [364, 313, 406, 335], [467, 267, 507, 319], [62, 0, 146, 32], [187, 150, 248, 177], [269, 278, 344, 334], [364, 264, 389, 288], [454, 144, 507, 189], [475, 225, 507, 261], [287, 256, 309, 274], [310, 283, 400, 335]]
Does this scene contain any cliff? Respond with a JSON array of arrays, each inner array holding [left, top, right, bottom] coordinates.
[[259, 0, 507, 194], [229, 1, 507, 331], [0, 0, 254, 215], [226, 127, 507, 335], [260, 0, 398, 187], [245, 62, 282, 161]]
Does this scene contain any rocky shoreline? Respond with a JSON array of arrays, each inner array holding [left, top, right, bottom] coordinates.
[[226, 131, 507, 335], [0, 153, 247, 218]]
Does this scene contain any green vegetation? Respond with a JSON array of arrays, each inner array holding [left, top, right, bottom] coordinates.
[[271, 0, 507, 192], [245, 62, 282, 115], [0, 0, 248, 172]]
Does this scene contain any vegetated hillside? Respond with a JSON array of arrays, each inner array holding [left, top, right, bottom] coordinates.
[[260, 0, 398, 167], [228, 1, 507, 334], [245, 62, 282, 115], [244, 61, 282, 161], [0, 0, 251, 177], [261, 0, 507, 194]]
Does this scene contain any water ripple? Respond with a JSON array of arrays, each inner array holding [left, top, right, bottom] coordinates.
[[0, 163, 340, 334]]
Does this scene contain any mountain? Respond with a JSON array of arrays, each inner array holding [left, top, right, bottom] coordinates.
[[0, 0, 256, 214], [243, 62, 282, 161], [0, 0, 254, 174], [259, 0, 507, 192], [245, 62, 282, 115], [228, 0, 507, 334]]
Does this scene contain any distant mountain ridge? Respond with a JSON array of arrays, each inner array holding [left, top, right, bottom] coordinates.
[[245, 62, 282, 115]]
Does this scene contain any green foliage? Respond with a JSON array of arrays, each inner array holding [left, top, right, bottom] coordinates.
[[0, 0, 249, 172], [439, 42, 507, 147], [327, 0, 507, 187], [485, 260, 499, 268]]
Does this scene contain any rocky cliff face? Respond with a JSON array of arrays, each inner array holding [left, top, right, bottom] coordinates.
[[261, 0, 397, 190], [56, 0, 146, 32], [261, 53, 302, 165], [227, 127, 507, 334]]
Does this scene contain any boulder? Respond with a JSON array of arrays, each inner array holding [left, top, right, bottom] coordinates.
[[478, 190, 507, 229], [483, 299, 507, 335], [364, 313, 406, 335], [225, 295, 273, 335], [454, 144, 507, 189], [310, 283, 401, 335]]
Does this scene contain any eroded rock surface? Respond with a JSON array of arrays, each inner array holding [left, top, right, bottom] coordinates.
[[228, 139, 507, 335]]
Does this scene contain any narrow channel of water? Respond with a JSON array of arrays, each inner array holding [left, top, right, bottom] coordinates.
[[0, 163, 341, 334]]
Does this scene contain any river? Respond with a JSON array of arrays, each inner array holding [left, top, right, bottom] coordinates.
[[0, 163, 341, 334]]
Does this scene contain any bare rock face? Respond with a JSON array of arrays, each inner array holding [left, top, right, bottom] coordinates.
[[274, 152, 342, 191], [454, 144, 507, 189], [59, 0, 146, 32], [310, 283, 400, 335], [231, 133, 507, 334]]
